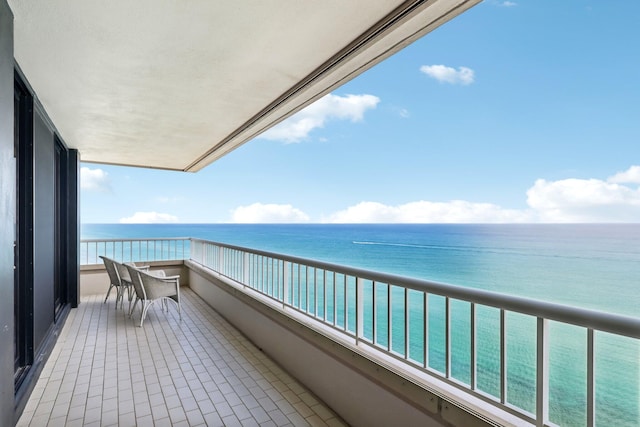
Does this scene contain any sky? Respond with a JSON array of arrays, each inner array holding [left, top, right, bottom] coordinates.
[[81, 1, 640, 224]]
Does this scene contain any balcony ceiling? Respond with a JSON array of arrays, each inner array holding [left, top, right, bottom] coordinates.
[[9, 0, 479, 171]]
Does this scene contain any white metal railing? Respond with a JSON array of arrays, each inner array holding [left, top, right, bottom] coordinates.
[[189, 238, 640, 427], [80, 237, 190, 265]]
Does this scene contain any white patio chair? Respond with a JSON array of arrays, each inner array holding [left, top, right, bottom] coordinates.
[[100, 256, 128, 309], [125, 264, 181, 327], [115, 260, 149, 313]]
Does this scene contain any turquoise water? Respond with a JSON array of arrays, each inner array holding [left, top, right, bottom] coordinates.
[[82, 223, 640, 426]]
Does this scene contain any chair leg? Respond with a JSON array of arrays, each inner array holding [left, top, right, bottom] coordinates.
[[121, 285, 130, 310], [127, 285, 134, 313], [129, 298, 139, 318], [140, 301, 153, 327], [114, 286, 121, 310], [165, 298, 182, 321], [104, 284, 114, 304]]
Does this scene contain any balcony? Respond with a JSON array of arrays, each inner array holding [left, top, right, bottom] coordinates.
[[2, 2, 492, 424], [17, 238, 640, 426]]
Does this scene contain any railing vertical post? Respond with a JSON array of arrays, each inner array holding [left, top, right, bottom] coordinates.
[[277, 259, 281, 299], [587, 328, 595, 427], [404, 288, 409, 360], [258, 255, 262, 291], [268, 257, 272, 296], [305, 266, 310, 313], [471, 303, 477, 390], [283, 261, 290, 307], [313, 268, 318, 317], [387, 284, 391, 352], [500, 309, 507, 404], [273, 259, 278, 298], [356, 277, 364, 346], [262, 256, 266, 293], [424, 292, 429, 369], [323, 270, 327, 321], [536, 317, 549, 427], [341, 274, 346, 330], [446, 297, 451, 378], [218, 246, 224, 274], [333, 271, 346, 326], [297, 264, 301, 308], [243, 252, 250, 285], [372, 282, 378, 345]]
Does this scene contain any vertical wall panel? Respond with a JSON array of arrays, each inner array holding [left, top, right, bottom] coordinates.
[[67, 149, 80, 308], [0, 2, 15, 426], [32, 106, 55, 352]]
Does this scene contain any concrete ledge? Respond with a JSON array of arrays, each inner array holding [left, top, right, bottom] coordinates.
[[186, 260, 515, 427]]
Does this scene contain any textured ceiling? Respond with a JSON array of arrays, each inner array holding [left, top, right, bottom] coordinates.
[[9, 0, 479, 171]]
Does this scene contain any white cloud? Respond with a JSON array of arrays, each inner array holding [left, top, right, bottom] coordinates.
[[607, 165, 640, 184], [526, 178, 640, 222], [420, 65, 475, 85], [227, 166, 640, 224], [80, 167, 111, 192], [325, 201, 532, 223], [119, 212, 179, 224], [230, 203, 310, 223], [259, 93, 380, 143], [324, 166, 640, 223]]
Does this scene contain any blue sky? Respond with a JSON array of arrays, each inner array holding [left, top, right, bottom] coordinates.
[[81, 1, 640, 224]]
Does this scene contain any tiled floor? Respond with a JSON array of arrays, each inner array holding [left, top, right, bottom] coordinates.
[[17, 288, 348, 427]]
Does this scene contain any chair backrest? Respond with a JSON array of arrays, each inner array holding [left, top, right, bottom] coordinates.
[[116, 261, 133, 283], [137, 269, 179, 300], [125, 264, 146, 301], [100, 256, 121, 287]]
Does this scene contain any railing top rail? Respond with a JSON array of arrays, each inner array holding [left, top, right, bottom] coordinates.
[[190, 237, 640, 339], [81, 237, 190, 243]]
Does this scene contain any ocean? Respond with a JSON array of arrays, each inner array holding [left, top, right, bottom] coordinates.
[[81, 223, 640, 426]]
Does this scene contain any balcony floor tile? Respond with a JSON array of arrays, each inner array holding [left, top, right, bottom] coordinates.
[[18, 288, 344, 427]]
